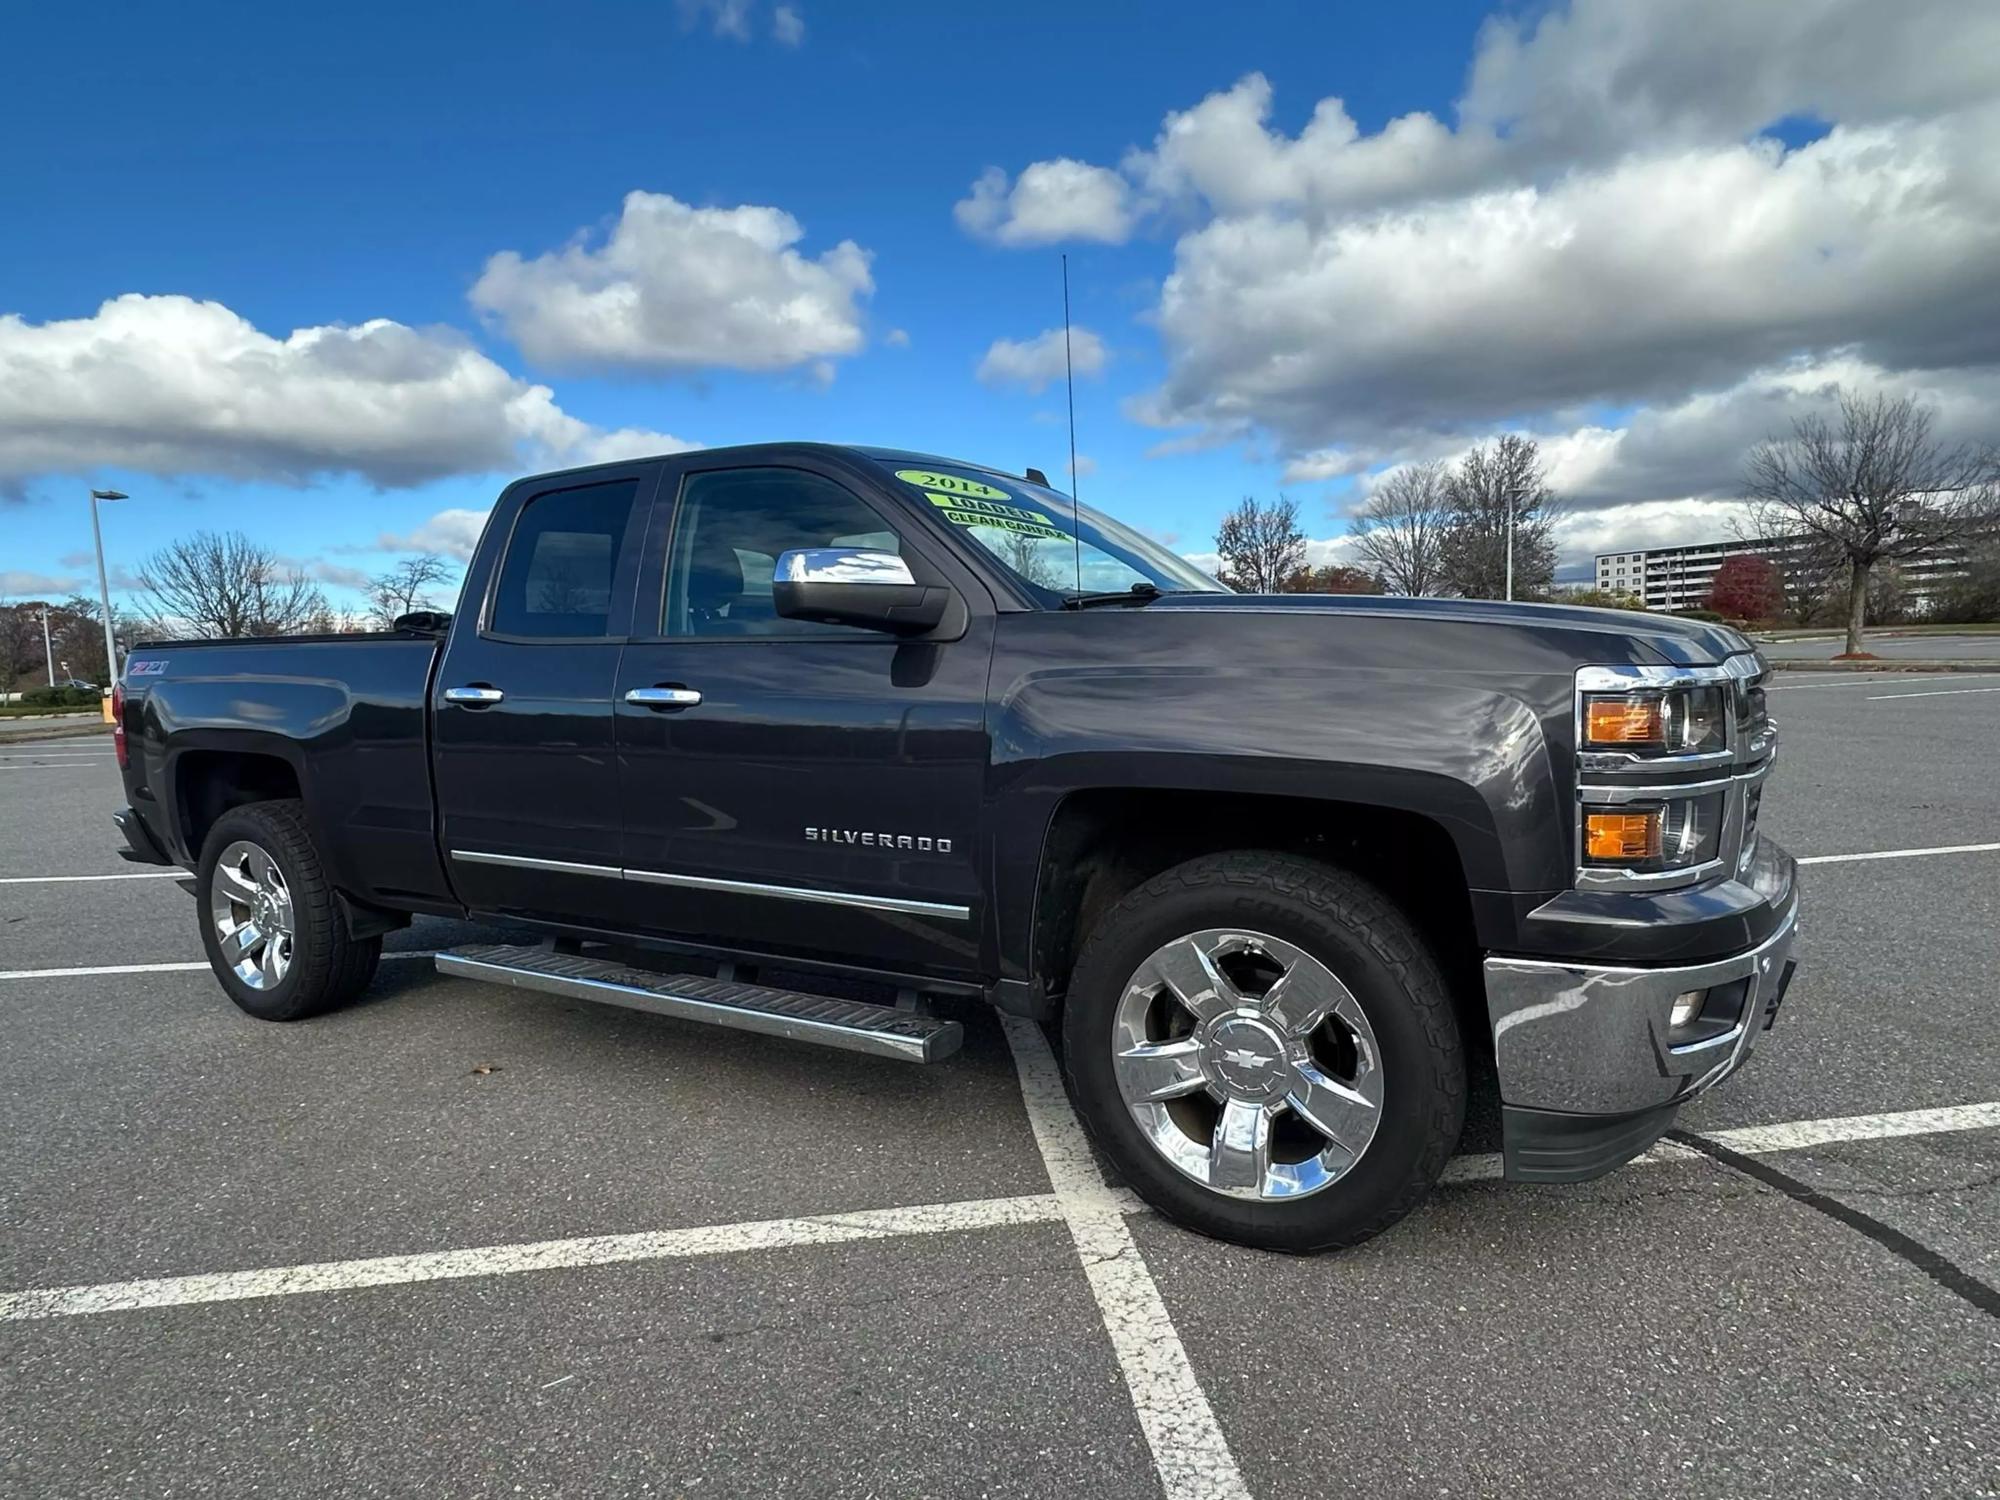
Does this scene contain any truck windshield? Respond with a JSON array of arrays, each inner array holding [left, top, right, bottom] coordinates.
[[880, 462, 1223, 603]]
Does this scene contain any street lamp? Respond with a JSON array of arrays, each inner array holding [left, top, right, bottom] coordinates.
[[89, 488, 127, 686], [40, 605, 55, 687]]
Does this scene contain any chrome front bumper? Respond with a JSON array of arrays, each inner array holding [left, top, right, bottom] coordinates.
[[1482, 879, 1798, 1180]]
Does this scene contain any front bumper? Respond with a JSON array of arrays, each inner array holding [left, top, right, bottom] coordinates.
[[1483, 859, 1798, 1182]]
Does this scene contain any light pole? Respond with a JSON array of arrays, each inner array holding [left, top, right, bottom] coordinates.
[[89, 488, 127, 686], [40, 605, 55, 686]]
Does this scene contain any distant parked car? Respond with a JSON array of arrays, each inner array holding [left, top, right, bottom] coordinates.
[[60, 678, 99, 692]]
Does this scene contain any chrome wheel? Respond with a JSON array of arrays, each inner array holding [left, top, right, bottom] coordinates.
[[209, 839, 295, 991], [1111, 928, 1383, 1200]]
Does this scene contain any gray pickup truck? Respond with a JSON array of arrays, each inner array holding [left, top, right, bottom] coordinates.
[[112, 443, 1798, 1250]]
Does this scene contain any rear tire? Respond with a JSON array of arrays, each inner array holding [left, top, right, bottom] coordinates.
[[196, 799, 380, 1022], [1062, 851, 1464, 1252]]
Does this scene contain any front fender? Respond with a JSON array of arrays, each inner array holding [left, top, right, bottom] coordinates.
[[983, 659, 1572, 988]]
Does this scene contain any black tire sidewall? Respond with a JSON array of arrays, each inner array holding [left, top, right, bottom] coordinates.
[[196, 805, 324, 1022], [1064, 858, 1463, 1251]]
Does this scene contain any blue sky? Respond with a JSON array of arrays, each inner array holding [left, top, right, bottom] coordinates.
[[0, 0, 1491, 605], [6, 0, 1997, 612]]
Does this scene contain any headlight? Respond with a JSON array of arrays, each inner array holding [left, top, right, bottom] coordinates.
[[1581, 792, 1725, 874], [1582, 685, 1727, 755]]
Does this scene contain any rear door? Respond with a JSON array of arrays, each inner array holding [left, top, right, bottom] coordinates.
[[610, 455, 995, 979], [433, 464, 658, 925]]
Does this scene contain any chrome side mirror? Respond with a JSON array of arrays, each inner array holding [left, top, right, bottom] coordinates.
[[774, 548, 916, 587], [771, 548, 948, 634]]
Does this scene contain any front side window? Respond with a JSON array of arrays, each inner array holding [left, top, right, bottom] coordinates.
[[871, 460, 1220, 601], [489, 479, 639, 637], [664, 468, 902, 638]]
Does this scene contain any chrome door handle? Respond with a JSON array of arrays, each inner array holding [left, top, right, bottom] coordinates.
[[443, 685, 505, 706], [624, 686, 703, 709]]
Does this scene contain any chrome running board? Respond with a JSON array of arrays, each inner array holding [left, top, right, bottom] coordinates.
[[436, 944, 962, 1064]]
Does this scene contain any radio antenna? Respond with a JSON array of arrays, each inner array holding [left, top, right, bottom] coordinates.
[[1062, 253, 1082, 598]]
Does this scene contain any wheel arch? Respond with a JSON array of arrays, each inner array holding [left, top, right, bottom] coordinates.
[[999, 786, 1490, 1066]]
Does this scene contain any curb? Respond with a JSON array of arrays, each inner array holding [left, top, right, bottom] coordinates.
[[1765, 660, 1999, 675], [0, 720, 112, 743]]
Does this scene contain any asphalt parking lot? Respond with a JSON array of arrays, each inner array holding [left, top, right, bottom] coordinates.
[[3, 678, 1998, 1500]]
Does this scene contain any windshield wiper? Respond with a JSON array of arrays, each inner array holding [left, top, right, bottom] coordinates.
[[1063, 582, 1165, 610]]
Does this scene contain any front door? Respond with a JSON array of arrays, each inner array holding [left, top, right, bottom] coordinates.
[[433, 465, 656, 926], [611, 459, 993, 980]]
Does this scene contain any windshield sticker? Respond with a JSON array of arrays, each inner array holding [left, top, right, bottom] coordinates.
[[894, 469, 1010, 502], [916, 490, 1069, 541]]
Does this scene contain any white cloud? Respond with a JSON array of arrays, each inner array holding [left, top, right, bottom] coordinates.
[[1068, 454, 1097, 479], [1, 569, 82, 597], [0, 294, 691, 495], [378, 508, 492, 562], [471, 191, 874, 375], [976, 326, 1108, 394], [1141, 113, 2000, 450], [771, 4, 803, 46], [677, 0, 754, 40], [884, 327, 910, 349], [955, 161, 1134, 247], [975, 0, 2000, 518]]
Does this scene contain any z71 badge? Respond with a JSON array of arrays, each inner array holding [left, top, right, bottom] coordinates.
[[806, 827, 952, 854]]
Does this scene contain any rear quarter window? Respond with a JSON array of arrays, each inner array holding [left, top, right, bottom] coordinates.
[[489, 479, 639, 638]]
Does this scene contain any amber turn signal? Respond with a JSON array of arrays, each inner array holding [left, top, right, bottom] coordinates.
[[1584, 809, 1662, 861], [1584, 696, 1664, 746]]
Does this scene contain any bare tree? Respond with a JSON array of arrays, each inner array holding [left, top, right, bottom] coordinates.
[[1003, 531, 1063, 589], [1351, 459, 1452, 596], [1214, 495, 1306, 593], [0, 599, 26, 699], [136, 531, 328, 639], [366, 553, 456, 628], [1438, 435, 1560, 601], [1745, 390, 2000, 655]]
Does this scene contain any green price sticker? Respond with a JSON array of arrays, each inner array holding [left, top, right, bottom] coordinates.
[[895, 469, 1010, 502]]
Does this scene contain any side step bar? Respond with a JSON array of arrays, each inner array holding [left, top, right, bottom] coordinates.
[[436, 943, 963, 1064]]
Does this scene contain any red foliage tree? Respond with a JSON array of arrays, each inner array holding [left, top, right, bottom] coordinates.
[[1705, 554, 1784, 622]]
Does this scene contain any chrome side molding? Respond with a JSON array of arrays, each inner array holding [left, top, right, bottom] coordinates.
[[445, 849, 971, 920]]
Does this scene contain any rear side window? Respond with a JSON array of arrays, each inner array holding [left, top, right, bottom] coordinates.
[[489, 479, 639, 637]]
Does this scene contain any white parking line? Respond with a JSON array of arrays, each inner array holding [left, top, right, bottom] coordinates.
[[1699, 1102, 2000, 1154], [5, 1097, 1997, 1325], [1000, 1014, 1252, 1500], [1438, 1100, 2000, 1184], [0, 1195, 1064, 1322], [0, 870, 186, 885], [1867, 686, 2000, 701], [1769, 673, 2000, 690], [1796, 842, 2000, 866], [0, 952, 435, 981]]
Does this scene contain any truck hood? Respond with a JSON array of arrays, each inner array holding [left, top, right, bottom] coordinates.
[[1151, 592, 1751, 667]]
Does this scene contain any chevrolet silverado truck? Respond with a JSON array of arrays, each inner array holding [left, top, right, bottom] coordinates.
[[110, 443, 1798, 1251]]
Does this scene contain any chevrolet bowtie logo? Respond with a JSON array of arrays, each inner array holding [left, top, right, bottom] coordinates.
[[1221, 1047, 1274, 1070]]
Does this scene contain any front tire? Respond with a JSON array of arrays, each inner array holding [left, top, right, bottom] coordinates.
[[1063, 852, 1465, 1252], [197, 799, 380, 1022]]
